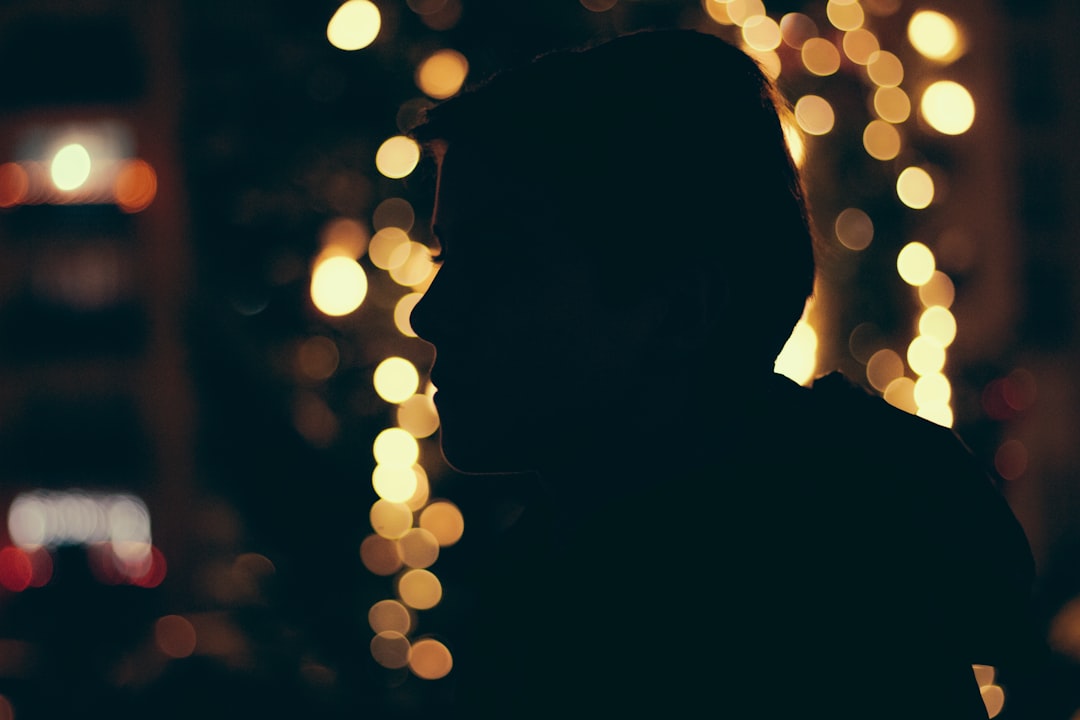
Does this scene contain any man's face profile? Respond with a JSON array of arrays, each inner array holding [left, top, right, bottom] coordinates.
[[410, 147, 644, 475]]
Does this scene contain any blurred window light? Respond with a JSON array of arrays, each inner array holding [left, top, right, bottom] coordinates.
[[327, 0, 381, 51], [0, 162, 30, 207], [416, 49, 470, 100], [50, 143, 92, 191], [113, 158, 158, 212], [908, 10, 961, 62], [774, 310, 818, 386], [920, 80, 975, 135], [8, 490, 150, 550]]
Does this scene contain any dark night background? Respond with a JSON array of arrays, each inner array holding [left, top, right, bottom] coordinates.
[[1, 0, 1079, 718]]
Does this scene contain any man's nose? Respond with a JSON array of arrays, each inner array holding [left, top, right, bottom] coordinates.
[[409, 280, 443, 347]]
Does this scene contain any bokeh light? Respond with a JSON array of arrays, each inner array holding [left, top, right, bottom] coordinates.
[[416, 49, 470, 99], [419, 501, 465, 546], [398, 569, 443, 610], [920, 80, 975, 135], [375, 136, 421, 179], [742, 15, 782, 52], [834, 208, 874, 251], [369, 599, 412, 635], [374, 356, 420, 404], [774, 318, 818, 386], [884, 376, 918, 414], [897, 242, 936, 286], [389, 242, 436, 287], [866, 50, 904, 87], [794, 95, 835, 136], [914, 372, 952, 408], [327, 0, 381, 51], [370, 500, 414, 540], [866, 348, 905, 392], [862, 119, 901, 160], [155, 615, 197, 659], [394, 292, 423, 337], [409, 638, 453, 679], [373, 197, 415, 232], [907, 335, 946, 375], [372, 464, 419, 503], [896, 167, 935, 210], [874, 86, 911, 123], [842, 29, 879, 65], [296, 336, 340, 381], [919, 306, 957, 346], [373, 427, 420, 467], [398, 528, 440, 568], [779, 13, 817, 49], [801, 37, 841, 76], [826, 0, 864, 31], [371, 631, 411, 669], [397, 392, 440, 438], [311, 256, 368, 316], [919, 271, 956, 307], [361, 533, 404, 575], [369, 227, 412, 270], [908, 10, 961, 62]]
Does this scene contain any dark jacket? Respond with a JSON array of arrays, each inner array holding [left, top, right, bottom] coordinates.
[[445, 372, 1037, 719]]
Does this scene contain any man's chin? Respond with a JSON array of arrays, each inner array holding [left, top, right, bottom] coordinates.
[[437, 428, 527, 476]]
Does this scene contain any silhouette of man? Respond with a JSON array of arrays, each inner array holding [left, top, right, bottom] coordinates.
[[409, 29, 1036, 719]]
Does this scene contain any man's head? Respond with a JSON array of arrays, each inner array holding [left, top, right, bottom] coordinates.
[[409, 29, 816, 474]]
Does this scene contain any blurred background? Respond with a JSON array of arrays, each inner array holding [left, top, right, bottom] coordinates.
[[0, 0, 1078, 717]]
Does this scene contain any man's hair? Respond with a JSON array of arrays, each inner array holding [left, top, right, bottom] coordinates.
[[411, 29, 816, 366]]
